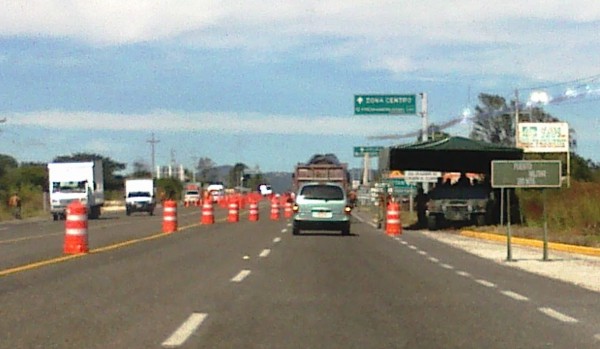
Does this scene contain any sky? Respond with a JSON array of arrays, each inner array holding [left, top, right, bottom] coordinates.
[[1, 1, 599, 174]]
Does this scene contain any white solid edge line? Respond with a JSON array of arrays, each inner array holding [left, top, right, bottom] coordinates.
[[231, 269, 251, 282], [162, 313, 208, 348], [500, 290, 529, 301], [475, 279, 497, 288], [259, 249, 271, 257], [538, 307, 579, 323]]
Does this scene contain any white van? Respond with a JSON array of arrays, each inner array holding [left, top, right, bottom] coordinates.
[[206, 183, 225, 203]]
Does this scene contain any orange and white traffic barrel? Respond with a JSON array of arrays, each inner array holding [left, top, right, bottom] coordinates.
[[283, 201, 293, 219], [270, 197, 280, 221], [248, 201, 259, 222], [162, 200, 178, 233], [228, 201, 239, 223], [385, 201, 402, 236], [201, 199, 215, 225], [64, 200, 89, 254]]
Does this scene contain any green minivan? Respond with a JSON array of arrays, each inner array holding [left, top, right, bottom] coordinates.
[[292, 182, 352, 235]]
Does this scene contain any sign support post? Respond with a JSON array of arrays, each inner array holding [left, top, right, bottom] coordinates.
[[492, 160, 561, 262]]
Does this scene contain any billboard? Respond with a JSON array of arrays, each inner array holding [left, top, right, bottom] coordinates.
[[517, 122, 569, 153]]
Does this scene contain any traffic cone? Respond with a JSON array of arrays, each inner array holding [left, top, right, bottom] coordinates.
[[270, 197, 280, 221], [228, 201, 239, 223], [248, 201, 259, 222], [64, 200, 89, 254], [386, 201, 402, 236], [283, 201, 293, 218], [201, 199, 214, 225], [162, 200, 178, 233]]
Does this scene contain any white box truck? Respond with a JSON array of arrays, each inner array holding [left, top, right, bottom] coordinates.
[[125, 178, 156, 216], [47, 160, 105, 220]]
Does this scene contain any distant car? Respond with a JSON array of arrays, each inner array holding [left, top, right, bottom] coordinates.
[[258, 184, 273, 196], [292, 182, 352, 235]]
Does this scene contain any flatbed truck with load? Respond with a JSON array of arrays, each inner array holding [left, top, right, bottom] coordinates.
[[292, 154, 351, 194]]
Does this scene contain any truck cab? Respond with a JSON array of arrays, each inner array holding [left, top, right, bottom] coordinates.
[[125, 179, 156, 216]]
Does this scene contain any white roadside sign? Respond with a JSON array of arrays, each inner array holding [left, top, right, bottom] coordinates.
[[404, 171, 442, 183], [517, 122, 569, 153]]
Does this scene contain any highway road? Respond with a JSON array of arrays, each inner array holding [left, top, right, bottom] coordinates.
[[0, 203, 599, 348]]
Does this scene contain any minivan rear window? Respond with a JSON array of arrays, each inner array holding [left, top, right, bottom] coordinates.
[[300, 185, 344, 200]]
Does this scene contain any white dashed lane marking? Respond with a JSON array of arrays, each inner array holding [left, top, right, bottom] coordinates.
[[286, 223, 292, 227], [281, 229, 287, 233], [400, 241, 408, 245], [456, 271, 471, 277], [594, 334, 600, 341], [273, 237, 281, 243], [162, 313, 208, 348], [418, 250, 428, 256], [259, 249, 271, 258], [428, 257, 439, 263], [231, 270, 251, 283], [538, 307, 579, 323], [475, 279, 497, 288], [500, 290, 529, 301], [408, 245, 417, 250], [441, 263, 454, 270]]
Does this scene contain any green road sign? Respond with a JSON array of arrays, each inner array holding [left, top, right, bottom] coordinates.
[[354, 94, 417, 115], [353, 146, 384, 157], [491, 160, 562, 188], [386, 178, 417, 195]]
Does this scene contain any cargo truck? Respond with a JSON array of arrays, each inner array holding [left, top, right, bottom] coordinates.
[[125, 178, 156, 216], [47, 161, 104, 220], [292, 154, 351, 193]]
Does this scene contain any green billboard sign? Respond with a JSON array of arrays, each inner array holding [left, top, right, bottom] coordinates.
[[491, 160, 562, 188], [353, 146, 384, 157], [354, 94, 417, 115]]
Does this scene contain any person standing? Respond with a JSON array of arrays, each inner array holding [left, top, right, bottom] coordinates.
[[415, 187, 429, 228], [8, 192, 22, 219]]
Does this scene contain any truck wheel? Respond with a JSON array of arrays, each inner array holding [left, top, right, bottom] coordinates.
[[292, 225, 300, 235], [149, 210, 154, 216], [427, 215, 438, 231], [126, 209, 131, 216]]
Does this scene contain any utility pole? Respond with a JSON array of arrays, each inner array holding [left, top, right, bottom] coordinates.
[[420, 92, 428, 142], [514, 89, 520, 147], [147, 133, 160, 178]]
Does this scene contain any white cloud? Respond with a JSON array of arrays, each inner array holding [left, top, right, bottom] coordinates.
[[2, 1, 599, 81], [4, 110, 421, 137]]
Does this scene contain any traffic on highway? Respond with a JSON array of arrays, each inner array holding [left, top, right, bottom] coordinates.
[[1, 187, 599, 348]]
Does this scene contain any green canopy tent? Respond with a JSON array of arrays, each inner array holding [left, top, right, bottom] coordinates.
[[379, 136, 524, 174]]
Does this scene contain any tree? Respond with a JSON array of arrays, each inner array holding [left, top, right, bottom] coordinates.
[[131, 159, 152, 178], [0, 154, 18, 178], [53, 153, 126, 191], [228, 162, 247, 188], [197, 157, 217, 182], [469, 93, 577, 148], [469, 94, 515, 146]]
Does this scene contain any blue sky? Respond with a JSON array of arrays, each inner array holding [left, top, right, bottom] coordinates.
[[1, 1, 599, 173]]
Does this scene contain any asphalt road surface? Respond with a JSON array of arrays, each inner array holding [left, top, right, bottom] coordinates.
[[0, 204, 599, 348]]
